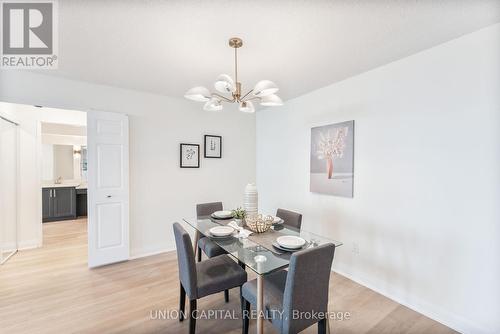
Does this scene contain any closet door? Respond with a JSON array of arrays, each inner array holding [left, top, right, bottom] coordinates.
[[0, 117, 18, 264]]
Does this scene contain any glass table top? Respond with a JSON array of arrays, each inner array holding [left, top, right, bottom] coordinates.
[[182, 217, 342, 275]]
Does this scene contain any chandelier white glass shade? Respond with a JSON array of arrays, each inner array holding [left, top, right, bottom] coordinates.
[[184, 86, 211, 102], [184, 37, 283, 113], [260, 94, 283, 106], [214, 74, 236, 94], [253, 80, 279, 97], [204, 97, 223, 111], [239, 101, 255, 113]]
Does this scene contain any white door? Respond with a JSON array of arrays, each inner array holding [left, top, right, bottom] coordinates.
[[87, 111, 129, 267]]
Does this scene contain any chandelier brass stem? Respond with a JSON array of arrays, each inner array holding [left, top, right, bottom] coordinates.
[[242, 96, 261, 102], [230, 37, 243, 102], [235, 47, 238, 84], [184, 37, 282, 112], [240, 89, 254, 101], [211, 93, 235, 102]]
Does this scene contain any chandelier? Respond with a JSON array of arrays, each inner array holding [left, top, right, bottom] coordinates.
[[184, 37, 283, 113]]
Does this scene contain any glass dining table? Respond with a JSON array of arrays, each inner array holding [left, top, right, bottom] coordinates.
[[182, 216, 342, 334]]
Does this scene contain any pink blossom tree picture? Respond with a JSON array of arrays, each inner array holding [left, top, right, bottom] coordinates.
[[310, 120, 354, 197]]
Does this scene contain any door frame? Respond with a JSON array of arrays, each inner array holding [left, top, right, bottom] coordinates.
[[0, 115, 20, 264]]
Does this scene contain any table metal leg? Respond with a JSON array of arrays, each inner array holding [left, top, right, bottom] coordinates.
[[325, 301, 331, 334], [256, 274, 264, 334], [193, 230, 200, 258]]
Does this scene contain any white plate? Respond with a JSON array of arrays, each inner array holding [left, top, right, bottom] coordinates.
[[209, 226, 234, 237], [206, 230, 235, 239], [272, 241, 307, 253], [212, 210, 233, 219], [273, 216, 282, 223], [276, 236, 306, 249]]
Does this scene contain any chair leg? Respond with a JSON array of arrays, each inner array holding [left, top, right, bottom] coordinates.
[[189, 299, 197, 334], [318, 318, 327, 334], [179, 284, 186, 322], [224, 289, 229, 303], [197, 246, 202, 262], [241, 289, 250, 334]]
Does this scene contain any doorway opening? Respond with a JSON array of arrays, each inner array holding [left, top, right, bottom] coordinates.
[[41, 121, 88, 253], [0, 102, 88, 264]]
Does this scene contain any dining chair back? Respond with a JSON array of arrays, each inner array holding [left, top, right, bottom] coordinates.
[[173, 222, 198, 299], [173, 222, 248, 334], [276, 208, 302, 231], [282, 243, 335, 333], [196, 202, 223, 218], [195, 202, 227, 263]]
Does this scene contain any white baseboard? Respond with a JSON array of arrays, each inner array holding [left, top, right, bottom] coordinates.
[[129, 246, 175, 260], [18, 239, 41, 250], [1, 242, 17, 252], [332, 265, 491, 334]]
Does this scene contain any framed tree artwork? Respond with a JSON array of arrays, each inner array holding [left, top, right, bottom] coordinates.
[[180, 143, 200, 168], [204, 135, 222, 158], [310, 120, 354, 197]]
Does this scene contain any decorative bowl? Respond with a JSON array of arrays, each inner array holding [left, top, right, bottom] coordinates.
[[245, 214, 274, 233]]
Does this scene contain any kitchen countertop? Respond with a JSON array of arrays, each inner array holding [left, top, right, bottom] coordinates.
[[42, 183, 87, 190]]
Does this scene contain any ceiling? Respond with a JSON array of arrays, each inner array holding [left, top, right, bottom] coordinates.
[[44, 0, 500, 102]]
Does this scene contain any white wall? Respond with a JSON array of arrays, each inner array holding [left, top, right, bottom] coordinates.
[[41, 144, 54, 181], [0, 75, 256, 256], [256, 24, 500, 334], [42, 133, 87, 146]]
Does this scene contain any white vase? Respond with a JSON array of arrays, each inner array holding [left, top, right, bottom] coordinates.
[[244, 183, 258, 218]]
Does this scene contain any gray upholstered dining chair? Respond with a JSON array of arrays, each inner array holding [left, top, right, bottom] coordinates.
[[196, 202, 235, 302], [173, 222, 247, 334], [241, 243, 336, 334], [276, 208, 302, 231], [196, 202, 227, 262]]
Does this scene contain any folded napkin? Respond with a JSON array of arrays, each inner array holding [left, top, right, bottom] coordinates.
[[228, 221, 253, 238]]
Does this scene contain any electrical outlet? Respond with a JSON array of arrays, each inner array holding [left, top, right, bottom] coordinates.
[[352, 242, 360, 255]]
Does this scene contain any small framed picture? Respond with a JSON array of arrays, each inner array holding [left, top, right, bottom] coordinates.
[[180, 143, 200, 168], [204, 135, 222, 158]]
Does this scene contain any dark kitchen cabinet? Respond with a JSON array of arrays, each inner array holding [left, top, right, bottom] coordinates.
[[42, 188, 52, 221], [42, 187, 77, 222], [76, 188, 87, 217]]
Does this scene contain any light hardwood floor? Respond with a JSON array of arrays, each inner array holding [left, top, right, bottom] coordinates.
[[0, 219, 457, 334]]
